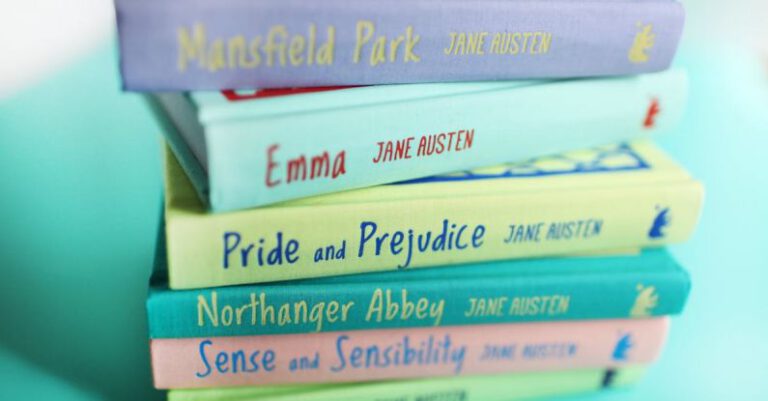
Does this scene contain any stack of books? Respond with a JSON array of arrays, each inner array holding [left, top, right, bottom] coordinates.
[[114, 0, 703, 400]]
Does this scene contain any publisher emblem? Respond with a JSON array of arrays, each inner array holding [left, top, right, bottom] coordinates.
[[612, 333, 634, 361], [628, 22, 655, 63], [644, 98, 661, 129], [630, 284, 659, 317], [648, 206, 671, 239]]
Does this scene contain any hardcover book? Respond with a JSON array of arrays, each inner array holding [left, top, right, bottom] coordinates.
[[150, 318, 667, 388], [168, 367, 647, 401], [155, 70, 687, 211], [163, 140, 703, 289], [148, 248, 690, 338], [115, 0, 684, 90]]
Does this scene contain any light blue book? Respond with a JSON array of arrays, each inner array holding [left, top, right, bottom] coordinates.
[[153, 70, 687, 212]]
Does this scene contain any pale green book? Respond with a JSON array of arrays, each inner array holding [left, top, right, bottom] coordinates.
[[168, 367, 646, 401], [164, 140, 703, 289]]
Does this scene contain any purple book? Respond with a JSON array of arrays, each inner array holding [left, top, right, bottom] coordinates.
[[115, 0, 685, 91]]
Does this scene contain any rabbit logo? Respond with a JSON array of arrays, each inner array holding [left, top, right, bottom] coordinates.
[[628, 22, 655, 63], [612, 333, 634, 361], [644, 98, 660, 129], [648, 206, 670, 239], [630, 284, 659, 317]]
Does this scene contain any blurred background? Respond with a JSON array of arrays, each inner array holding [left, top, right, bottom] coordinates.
[[1, 0, 766, 400]]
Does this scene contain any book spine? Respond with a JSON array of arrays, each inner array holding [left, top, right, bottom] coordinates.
[[165, 152, 703, 289], [202, 70, 685, 211], [151, 318, 666, 388], [148, 254, 690, 338], [115, 0, 684, 90], [167, 367, 647, 401]]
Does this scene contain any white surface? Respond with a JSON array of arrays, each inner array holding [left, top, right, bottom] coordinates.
[[0, 0, 115, 99], [684, 0, 768, 51]]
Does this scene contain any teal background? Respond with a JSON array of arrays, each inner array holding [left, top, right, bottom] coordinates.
[[1, 16, 768, 401]]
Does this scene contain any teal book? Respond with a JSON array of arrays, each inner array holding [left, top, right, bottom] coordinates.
[[153, 69, 687, 211], [148, 244, 690, 338]]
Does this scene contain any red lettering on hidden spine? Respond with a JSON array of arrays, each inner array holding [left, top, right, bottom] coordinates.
[[221, 86, 358, 102]]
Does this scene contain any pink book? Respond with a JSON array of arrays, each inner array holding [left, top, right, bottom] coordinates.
[[151, 318, 668, 389]]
